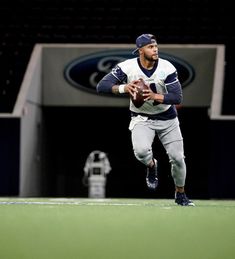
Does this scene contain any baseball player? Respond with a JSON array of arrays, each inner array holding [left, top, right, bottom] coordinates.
[[96, 33, 195, 206]]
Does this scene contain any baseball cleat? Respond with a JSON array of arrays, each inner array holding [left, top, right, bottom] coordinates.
[[175, 192, 195, 206], [146, 159, 158, 190]]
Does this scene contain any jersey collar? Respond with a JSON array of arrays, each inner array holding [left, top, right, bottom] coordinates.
[[137, 58, 159, 77]]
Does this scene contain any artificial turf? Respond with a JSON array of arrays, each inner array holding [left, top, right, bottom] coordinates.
[[0, 198, 234, 259]]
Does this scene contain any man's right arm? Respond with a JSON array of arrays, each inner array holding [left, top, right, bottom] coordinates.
[[96, 73, 121, 94], [96, 66, 138, 97]]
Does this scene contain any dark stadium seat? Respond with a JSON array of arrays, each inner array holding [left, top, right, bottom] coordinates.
[[0, 0, 234, 113], [0, 0, 235, 199]]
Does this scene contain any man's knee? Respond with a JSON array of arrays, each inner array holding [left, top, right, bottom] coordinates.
[[169, 153, 185, 166], [134, 146, 150, 159], [166, 141, 185, 165], [133, 145, 152, 165]]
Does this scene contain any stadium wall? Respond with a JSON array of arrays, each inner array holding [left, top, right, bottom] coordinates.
[[0, 44, 234, 199]]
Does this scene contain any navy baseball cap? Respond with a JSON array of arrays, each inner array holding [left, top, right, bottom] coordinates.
[[132, 34, 157, 55]]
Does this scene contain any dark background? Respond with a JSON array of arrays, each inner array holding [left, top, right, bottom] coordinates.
[[41, 107, 211, 199], [0, 0, 234, 199]]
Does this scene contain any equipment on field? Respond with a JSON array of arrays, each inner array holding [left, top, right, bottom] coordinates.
[[83, 150, 111, 198]]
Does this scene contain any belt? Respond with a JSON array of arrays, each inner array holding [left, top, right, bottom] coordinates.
[[131, 111, 177, 121]]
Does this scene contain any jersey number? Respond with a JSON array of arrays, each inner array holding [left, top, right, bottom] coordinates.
[[150, 83, 160, 106]]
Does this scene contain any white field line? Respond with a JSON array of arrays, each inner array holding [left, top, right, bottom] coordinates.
[[0, 199, 173, 207]]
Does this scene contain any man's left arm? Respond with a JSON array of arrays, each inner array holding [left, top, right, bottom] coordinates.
[[143, 71, 183, 104], [162, 71, 183, 105], [162, 82, 183, 104]]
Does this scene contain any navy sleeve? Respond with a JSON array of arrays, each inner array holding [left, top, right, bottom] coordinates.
[[162, 71, 183, 104], [163, 81, 183, 104], [96, 73, 120, 93], [96, 65, 127, 93]]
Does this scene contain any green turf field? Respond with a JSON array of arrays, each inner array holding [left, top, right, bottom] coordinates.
[[0, 198, 235, 259]]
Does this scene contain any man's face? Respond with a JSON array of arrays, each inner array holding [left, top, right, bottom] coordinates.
[[141, 43, 158, 61]]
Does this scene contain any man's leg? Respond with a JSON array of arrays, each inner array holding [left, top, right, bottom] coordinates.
[[131, 122, 158, 190]]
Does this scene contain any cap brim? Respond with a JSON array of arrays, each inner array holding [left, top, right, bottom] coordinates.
[[132, 48, 139, 55]]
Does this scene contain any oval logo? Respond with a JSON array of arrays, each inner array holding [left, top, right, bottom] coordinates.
[[64, 49, 195, 95]]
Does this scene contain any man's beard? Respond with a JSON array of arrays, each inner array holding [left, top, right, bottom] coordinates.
[[144, 53, 158, 62]]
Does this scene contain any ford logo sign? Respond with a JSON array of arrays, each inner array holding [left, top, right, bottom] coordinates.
[[64, 49, 195, 95]]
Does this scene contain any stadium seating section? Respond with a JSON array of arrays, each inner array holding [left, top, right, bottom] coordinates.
[[0, 0, 234, 113]]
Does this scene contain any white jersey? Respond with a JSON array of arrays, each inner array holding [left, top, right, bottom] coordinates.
[[113, 57, 177, 115]]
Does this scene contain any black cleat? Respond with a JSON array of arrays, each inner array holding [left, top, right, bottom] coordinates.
[[146, 159, 158, 190], [175, 192, 195, 206]]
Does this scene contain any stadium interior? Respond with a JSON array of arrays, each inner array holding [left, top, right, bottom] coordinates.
[[0, 0, 235, 199]]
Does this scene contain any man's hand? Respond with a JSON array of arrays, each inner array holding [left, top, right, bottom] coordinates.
[[125, 80, 140, 98], [143, 87, 164, 103]]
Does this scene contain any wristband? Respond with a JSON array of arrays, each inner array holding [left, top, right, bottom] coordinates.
[[118, 84, 125, 94]]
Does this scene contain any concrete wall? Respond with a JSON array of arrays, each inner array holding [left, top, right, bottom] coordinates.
[[1, 43, 234, 199]]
